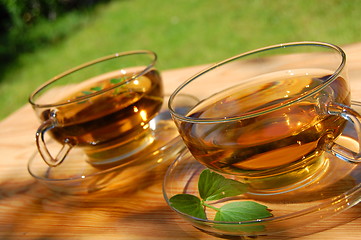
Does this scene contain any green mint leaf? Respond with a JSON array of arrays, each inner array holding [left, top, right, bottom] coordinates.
[[91, 86, 102, 91], [214, 201, 272, 222], [110, 78, 124, 84], [81, 91, 93, 95], [213, 201, 271, 233], [169, 194, 207, 220], [198, 169, 248, 201]]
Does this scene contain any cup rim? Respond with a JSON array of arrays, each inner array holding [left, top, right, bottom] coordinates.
[[168, 41, 346, 123], [29, 50, 157, 108]]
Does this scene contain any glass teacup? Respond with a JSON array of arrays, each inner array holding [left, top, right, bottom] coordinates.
[[168, 42, 361, 194], [30, 50, 163, 168]]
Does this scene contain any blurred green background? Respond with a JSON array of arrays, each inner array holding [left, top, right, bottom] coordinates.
[[1, 0, 360, 120]]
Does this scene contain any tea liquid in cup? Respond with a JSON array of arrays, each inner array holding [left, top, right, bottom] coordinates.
[[169, 42, 361, 194], [29, 50, 163, 167]]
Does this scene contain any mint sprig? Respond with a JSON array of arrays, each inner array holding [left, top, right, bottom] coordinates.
[[77, 77, 128, 101], [169, 169, 272, 232]]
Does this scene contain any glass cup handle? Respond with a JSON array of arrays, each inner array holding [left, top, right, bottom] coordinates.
[[36, 118, 73, 167], [327, 103, 361, 163]]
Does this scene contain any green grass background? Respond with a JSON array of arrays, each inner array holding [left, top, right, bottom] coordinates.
[[1, 0, 361, 120]]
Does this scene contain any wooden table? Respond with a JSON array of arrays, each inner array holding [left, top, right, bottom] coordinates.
[[1, 43, 361, 240]]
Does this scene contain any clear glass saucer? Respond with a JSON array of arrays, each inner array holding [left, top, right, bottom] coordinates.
[[163, 101, 361, 238], [27, 94, 192, 194]]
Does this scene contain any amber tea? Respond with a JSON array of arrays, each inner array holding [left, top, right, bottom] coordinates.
[[177, 69, 350, 189], [42, 69, 163, 165]]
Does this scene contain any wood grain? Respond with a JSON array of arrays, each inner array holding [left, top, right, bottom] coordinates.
[[1, 43, 361, 239]]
